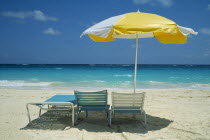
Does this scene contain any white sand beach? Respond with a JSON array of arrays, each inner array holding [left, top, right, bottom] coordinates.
[[0, 88, 210, 140]]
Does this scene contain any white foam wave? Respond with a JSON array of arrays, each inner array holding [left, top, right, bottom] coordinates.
[[143, 81, 210, 90], [148, 81, 164, 85], [94, 80, 105, 83], [114, 74, 133, 77], [0, 80, 52, 87], [119, 81, 132, 86], [55, 68, 63, 70], [190, 83, 210, 89], [169, 77, 178, 79]]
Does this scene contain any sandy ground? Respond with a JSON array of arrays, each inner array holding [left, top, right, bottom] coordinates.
[[0, 88, 210, 140]]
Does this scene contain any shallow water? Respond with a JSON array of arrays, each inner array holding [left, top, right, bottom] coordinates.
[[0, 64, 210, 90]]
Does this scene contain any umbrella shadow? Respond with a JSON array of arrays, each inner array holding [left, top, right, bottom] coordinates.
[[21, 110, 172, 134]]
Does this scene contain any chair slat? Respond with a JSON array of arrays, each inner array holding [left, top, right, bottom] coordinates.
[[78, 98, 105, 101], [113, 101, 143, 105], [112, 95, 144, 98], [78, 102, 106, 106], [75, 91, 107, 94], [113, 98, 143, 102], [77, 95, 106, 98], [75, 90, 108, 106], [112, 104, 143, 107], [112, 92, 145, 108]]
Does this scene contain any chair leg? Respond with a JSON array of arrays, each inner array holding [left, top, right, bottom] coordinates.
[[26, 104, 31, 123], [39, 109, 42, 118], [71, 107, 74, 127], [140, 110, 147, 128], [108, 110, 112, 126], [85, 111, 88, 118], [74, 108, 79, 125], [144, 111, 147, 126], [74, 112, 77, 125]]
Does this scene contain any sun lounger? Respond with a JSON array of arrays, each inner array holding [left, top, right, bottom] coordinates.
[[74, 90, 110, 125], [109, 92, 146, 127], [26, 94, 76, 126]]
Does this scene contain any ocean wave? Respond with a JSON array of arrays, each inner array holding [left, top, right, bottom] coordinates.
[[190, 83, 210, 88], [1, 79, 210, 90], [54, 68, 63, 70], [141, 81, 210, 90], [169, 77, 178, 79], [148, 81, 165, 85], [94, 80, 105, 83], [118, 81, 132, 86], [0, 80, 52, 87], [114, 74, 133, 77]]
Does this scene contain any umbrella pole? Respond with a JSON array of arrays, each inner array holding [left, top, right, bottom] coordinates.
[[134, 34, 139, 94]]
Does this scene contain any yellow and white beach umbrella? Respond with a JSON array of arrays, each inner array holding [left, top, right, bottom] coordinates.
[[81, 10, 198, 93]]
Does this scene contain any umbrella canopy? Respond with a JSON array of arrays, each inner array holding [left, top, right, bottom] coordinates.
[[81, 11, 198, 93]]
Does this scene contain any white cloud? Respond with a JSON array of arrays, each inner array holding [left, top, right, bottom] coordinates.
[[1, 10, 58, 21], [1, 11, 30, 19], [43, 28, 61, 35], [200, 28, 210, 35], [157, 0, 173, 7], [33, 10, 57, 21], [208, 4, 210, 10], [133, 0, 173, 7], [133, 0, 151, 5]]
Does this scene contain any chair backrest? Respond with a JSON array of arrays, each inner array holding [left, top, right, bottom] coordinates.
[[74, 90, 108, 106], [111, 92, 145, 109]]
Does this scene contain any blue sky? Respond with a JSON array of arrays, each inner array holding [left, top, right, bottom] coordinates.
[[0, 0, 210, 64]]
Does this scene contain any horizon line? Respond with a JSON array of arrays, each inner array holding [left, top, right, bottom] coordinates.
[[0, 64, 210, 66]]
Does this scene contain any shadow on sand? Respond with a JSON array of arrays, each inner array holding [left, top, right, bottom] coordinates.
[[21, 110, 72, 130], [22, 110, 172, 133]]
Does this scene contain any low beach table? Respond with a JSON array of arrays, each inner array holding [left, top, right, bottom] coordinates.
[[26, 94, 76, 126]]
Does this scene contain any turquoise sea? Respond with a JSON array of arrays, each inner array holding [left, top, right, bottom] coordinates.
[[0, 64, 210, 90]]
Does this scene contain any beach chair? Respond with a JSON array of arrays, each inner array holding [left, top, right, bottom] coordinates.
[[74, 90, 110, 125], [26, 94, 76, 126], [109, 92, 146, 127]]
